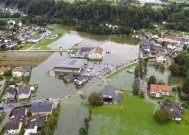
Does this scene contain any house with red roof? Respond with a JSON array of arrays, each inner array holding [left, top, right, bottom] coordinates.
[[150, 84, 172, 98], [0, 66, 10, 75], [12, 67, 24, 77]]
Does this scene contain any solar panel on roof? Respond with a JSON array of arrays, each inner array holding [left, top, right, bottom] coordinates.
[[70, 60, 77, 65]]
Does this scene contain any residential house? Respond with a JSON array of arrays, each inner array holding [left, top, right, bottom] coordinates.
[[2, 87, 17, 102], [144, 32, 152, 38], [142, 39, 150, 55], [150, 84, 172, 98], [88, 47, 104, 60], [117, 92, 123, 104], [12, 67, 23, 77], [148, 59, 156, 65], [102, 85, 115, 103], [74, 75, 88, 85], [5, 121, 22, 134], [64, 73, 74, 82], [0, 66, 10, 75], [24, 115, 46, 135], [156, 52, 166, 63], [17, 85, 31, 100], [30, 102, 53, 116], [24, 121, 37, 135], [164, 102, 182, 121], [5, 107, 27, 134]]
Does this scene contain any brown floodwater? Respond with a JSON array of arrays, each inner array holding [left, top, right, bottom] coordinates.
[[30, 29, 140, 99]]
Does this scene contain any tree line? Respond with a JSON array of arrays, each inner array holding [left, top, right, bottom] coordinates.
[[1, 0, 189, 35]]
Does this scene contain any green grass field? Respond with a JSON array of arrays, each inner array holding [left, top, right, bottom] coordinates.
[[89, 91, 189, 135], [19, 44, 33, 50], [32, 28, 67, 50]]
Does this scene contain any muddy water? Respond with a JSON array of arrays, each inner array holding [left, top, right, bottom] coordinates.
[[30, 52, 78, 99], [30, 29, 140, 99]]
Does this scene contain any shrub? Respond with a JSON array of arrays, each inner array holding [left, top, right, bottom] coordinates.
[[154, 109, 172, 123], [88, 92, 103, 107]]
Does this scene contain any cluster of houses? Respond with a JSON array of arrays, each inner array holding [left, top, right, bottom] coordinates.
[[0, 20, 58, 50], [149, 83, 183, 121], [141, 30, 189, 66], [0, 31, 19, 49], [2, 83, 34, 103], [0, 66, 33, 103], [4, 102, 54, 135], [16, 25, 57, 44], [0, 66, 31, 77]]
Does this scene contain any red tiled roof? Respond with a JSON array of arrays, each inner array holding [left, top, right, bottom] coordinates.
[[0, 66, 10, 73], [12, 67, 23, 72], [156, 52, 164, 58], [150, 84, 172, 93], [95, 47, 103, 54]]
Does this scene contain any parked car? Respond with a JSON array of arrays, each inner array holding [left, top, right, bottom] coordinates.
[[0, 106, 4, 110]]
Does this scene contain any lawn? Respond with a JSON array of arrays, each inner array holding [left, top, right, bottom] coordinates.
[[89, 91, 189, 135], [0, 112, 6, 123], [168, 75, 185, 85], [19, 44, 33, 50], [32, 28, 67, 50]]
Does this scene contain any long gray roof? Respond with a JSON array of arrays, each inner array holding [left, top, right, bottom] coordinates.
[[55, 58, 87, 69], [30, 102, 53, 113]]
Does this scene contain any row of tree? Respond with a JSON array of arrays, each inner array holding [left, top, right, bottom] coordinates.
[[1, 0, 189, 35]]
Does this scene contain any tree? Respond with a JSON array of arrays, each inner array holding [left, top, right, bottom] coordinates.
[[3, 70, 11, 77], [132, 81, 139, 95], [154, 109, 172, 123], [168, 63, 180, 76], [148, 75, 156, 85], [138, 91, 144, 98], [79, 127, 87, 135], [183, 44, 187, 50], [134, 66, 140, 79], [182, 76, 189, 93], [17, 40, 22, 45], [88, 92, 103, 107]]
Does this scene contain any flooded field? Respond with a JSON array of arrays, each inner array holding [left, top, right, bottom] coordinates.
[[29, 52, 78, 99], [0, 52, 51, 67], [146, 66, 171, 83], [47, 24, 140, 50]]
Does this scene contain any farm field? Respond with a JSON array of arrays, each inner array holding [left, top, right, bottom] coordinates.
[[0, 52, 52, 66]]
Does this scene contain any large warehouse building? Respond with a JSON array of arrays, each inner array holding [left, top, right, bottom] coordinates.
[[54, 58, 88, 74]]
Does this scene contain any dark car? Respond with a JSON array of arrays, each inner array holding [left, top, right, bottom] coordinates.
[[0, 106, 4, 110]]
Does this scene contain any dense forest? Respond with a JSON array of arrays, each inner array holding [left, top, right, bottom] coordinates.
[[1, 0, 189, 35]]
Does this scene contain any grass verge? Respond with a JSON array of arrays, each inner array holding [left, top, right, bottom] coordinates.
[[106, 63, 138, 79]]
